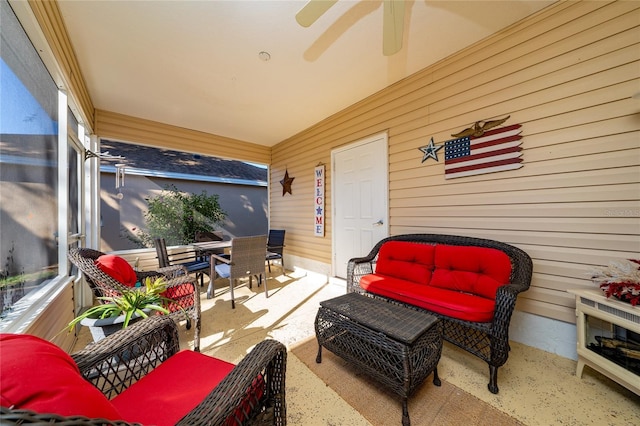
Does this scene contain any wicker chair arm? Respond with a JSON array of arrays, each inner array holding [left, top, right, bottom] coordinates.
[[210, 253, 232, 265], [349, 255, 376, 265], [346, 258, 375, 294], [162, 273, 198, 289], [135, 270, 160, 281], [0, 407, 140, 425], [486, 284, 522, 366], [509, 267, 533, 294], [493, 283, 525, 325], [177, 339, 287, 426], [346, 237, 401, 293], [489, 248, 532, 335], [72, 316, 180, 399], [152, 265, 188, 279]]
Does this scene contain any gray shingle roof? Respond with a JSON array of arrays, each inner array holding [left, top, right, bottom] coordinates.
[[100, 140, 267, 182]]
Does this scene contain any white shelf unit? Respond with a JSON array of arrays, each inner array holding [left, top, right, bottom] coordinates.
[[568, 288, 640, 395]]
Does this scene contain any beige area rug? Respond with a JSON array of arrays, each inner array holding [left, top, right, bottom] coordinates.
[[291, 337, 524, 426]]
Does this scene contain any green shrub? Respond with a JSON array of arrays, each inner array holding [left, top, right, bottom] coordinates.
[[135, 185, 226, 247]]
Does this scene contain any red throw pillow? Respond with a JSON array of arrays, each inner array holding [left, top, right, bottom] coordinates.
[[0, 334, 122, 420], [95, 254, 137, 287]]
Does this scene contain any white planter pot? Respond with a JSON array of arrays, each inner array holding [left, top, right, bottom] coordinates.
[[80, 311, 147, 342]]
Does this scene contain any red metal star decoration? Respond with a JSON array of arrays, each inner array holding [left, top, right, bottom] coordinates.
[[280, 169, 295, 196]]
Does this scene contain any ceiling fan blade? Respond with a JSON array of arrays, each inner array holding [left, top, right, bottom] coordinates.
[[382, 0, 405, 56], [296, 0, 339, 27]]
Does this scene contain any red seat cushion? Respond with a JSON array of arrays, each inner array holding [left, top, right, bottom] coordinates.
[[95, 254, 137, 287], [361, 274, 496, 322], [112, 350, 264, 425], [0, 334, 122, 420], [430, 245, 512, 300], [375, 241, 435, 285]]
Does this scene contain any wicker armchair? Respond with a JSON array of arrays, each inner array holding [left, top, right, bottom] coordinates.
[[0, 316, 287, 425], [346, 233, 533, 394], [209, 235, 268, 309], [68, 248, 201, 351]]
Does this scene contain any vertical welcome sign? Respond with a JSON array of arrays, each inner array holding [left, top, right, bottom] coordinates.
[[314, 164, 325, 236]]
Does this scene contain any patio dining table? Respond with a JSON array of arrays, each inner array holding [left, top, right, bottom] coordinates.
[[191, 240, 232, 253]]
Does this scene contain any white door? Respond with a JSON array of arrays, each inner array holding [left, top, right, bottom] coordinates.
[[332, 132, 389, 278]]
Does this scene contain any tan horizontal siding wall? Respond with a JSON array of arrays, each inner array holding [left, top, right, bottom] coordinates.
[[270, 0, 640, 324], [95, 109, 271, 165], [24, 283, 76, 352]]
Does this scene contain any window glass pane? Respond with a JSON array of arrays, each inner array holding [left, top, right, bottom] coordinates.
[[0, 0, 59, 320], [68, 107, 78, 140], [68, 145, 79, 236]]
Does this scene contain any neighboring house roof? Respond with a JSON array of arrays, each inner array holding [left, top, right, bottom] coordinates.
[[99, 140, 267, 184]]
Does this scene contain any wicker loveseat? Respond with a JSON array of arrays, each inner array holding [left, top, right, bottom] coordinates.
[[0, 316, 287, 425], [346, 234, 533, 394]]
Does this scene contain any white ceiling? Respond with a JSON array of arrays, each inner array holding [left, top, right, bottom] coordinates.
[[57, 0, 554, 147]]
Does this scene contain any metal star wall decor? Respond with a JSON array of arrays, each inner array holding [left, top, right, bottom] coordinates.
[[280, 169, 295, 196], [418, 137, 443, 162]]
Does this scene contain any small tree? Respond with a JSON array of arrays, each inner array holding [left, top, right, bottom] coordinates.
[[135, 185, 226, 247]]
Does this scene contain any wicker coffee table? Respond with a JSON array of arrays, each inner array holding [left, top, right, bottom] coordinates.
[[315, 292, 443, 426]]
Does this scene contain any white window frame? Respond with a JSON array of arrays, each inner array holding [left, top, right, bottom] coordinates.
[[0, 1, 96, 333]]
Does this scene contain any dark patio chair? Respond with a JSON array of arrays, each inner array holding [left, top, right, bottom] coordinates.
[[209, 235, 268, 309], [266, 229, 286, 274], [68, 248, 201, 351], [155, 237, 210, 286]]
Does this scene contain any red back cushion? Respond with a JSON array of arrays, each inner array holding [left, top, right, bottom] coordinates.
[[95, 254, 137, 287], [162, 283, 196, 312], [375, 241, 435, 285], [0, 334, 121, 420], [430, 245, 512, 299]]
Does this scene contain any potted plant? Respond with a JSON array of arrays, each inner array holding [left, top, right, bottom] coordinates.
[[591, 259, 640, 306], [68, 276, 171, 342]]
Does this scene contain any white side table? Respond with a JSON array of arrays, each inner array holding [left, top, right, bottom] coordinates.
[[568, 288, 640, 395]]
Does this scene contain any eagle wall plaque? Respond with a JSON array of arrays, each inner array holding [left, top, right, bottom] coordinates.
[[418, 115, 524, 179]]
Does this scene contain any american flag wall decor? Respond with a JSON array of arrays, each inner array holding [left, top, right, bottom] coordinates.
[[443, 123, 523, 179]]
